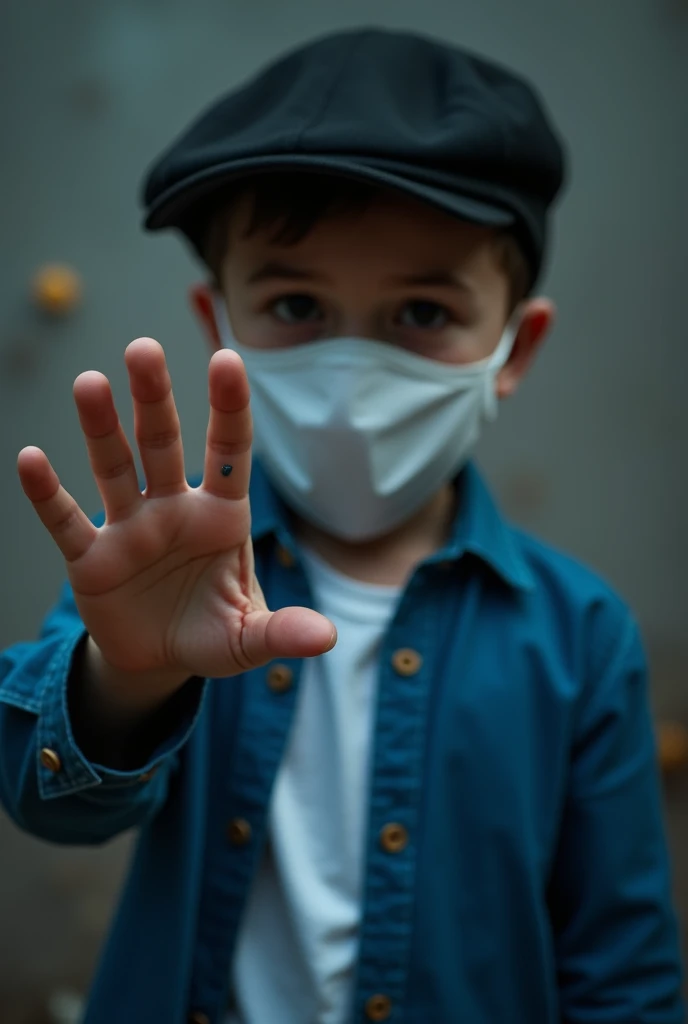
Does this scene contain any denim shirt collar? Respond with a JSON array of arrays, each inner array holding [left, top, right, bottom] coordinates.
[[249, 458, 535, 593]]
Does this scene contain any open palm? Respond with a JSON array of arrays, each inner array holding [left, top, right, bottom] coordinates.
[[17, 337, 334, 683]]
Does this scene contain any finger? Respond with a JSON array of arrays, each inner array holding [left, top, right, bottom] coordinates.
[[17, 446, 98, 562], [73, 371, 142, 522], [124, 338, 186, 498], [240, 606, 337, 666], [201, 349, 252, 500]]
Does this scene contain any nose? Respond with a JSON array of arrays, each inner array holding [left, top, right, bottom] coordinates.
[[332, 311, 383, 341]]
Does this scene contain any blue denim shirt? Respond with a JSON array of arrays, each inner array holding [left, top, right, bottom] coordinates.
[[0, 462, 683, 1024]]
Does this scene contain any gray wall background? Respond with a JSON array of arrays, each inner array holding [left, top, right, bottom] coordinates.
[[1, 0, 686, 1020]]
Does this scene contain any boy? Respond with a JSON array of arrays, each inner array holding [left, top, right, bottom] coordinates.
[[0, 26, 683, 1024]]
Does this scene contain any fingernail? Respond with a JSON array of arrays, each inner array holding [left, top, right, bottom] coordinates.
[[325, 628, 337, 652]]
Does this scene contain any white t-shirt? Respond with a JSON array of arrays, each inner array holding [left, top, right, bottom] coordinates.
[[228, 546, 400, 1024]]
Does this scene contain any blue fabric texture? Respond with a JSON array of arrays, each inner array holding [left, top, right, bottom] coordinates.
[[0, 461, 683, 1023]]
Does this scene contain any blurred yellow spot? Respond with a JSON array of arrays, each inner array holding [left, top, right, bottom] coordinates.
[[658, 721, 688, 775], [32, 263, 83, 314]]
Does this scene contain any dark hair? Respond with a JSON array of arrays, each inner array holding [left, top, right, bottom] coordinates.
[[199, 173, 532, 312]]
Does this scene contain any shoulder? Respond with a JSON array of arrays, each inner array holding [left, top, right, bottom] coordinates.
[[515, 526, 625, 608], [510, 526, 642, 679]]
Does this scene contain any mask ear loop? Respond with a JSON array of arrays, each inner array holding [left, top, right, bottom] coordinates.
[[483, 306, 524, 419], [212, 291, 238, 348]]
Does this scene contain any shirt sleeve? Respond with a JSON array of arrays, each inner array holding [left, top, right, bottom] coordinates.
[[548, 614, 685, 1022], [0, 580, 207, 845]]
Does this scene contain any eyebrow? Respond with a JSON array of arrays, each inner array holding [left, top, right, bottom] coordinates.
[[246, 261, 327, 285], [386, 270, 475, 293], [245, 261, 475, 294]]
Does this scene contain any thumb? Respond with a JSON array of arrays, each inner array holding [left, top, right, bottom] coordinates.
[[240, 606, 337, 666]]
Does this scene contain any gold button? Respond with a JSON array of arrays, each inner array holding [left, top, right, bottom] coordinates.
[[188, 1013, 210, 1024], [39, 748, 62, 773], [365, 994, 392, 1021], [391, 648, 422, 676], [227, 817, 252, 846], [138, 766, 158, 783], [266, 663, 293, 693], [276, 544, 296, 568], [380, 822, 408, 853]]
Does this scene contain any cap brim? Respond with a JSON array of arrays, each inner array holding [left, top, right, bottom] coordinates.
[[144, 154, 515, 234]]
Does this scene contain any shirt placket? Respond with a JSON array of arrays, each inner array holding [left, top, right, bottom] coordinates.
[[353, 567, 440, 1023], [187, 538, 311, 1022]]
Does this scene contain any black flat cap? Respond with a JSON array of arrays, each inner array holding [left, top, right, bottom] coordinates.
[[142, 27, 567, 284]]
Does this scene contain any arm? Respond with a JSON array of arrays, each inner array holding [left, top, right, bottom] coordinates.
[[548, 616, 684, 1022], [2, 337, 333, 846], [0, 581, 206, 846]]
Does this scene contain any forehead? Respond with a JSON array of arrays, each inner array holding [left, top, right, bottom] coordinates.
[[225, 189, 505, 280]]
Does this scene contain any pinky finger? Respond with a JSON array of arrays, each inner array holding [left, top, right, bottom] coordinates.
[[17, 446, 98, 563]]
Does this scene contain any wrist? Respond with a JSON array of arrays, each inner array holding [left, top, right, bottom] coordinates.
[[84, 636, 192, 721]]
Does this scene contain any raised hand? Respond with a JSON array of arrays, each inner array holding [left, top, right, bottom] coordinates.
[[17, 338, 335, 692]]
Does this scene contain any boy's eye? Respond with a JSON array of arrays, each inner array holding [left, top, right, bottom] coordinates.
[[271, 294, 322, 324], [398, 300, 449, 330]]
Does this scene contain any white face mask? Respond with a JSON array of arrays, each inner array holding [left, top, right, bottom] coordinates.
[[213, 295, 518, 541]]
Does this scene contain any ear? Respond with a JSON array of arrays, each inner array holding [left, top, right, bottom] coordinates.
[[189, 282, 223, 353], [496, 297, 555, 399]]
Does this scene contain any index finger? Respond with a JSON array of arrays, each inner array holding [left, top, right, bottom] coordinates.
[[201, 348, 253, 499]]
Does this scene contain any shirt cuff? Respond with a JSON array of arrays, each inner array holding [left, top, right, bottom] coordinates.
[[36, 625, 207, 800]]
